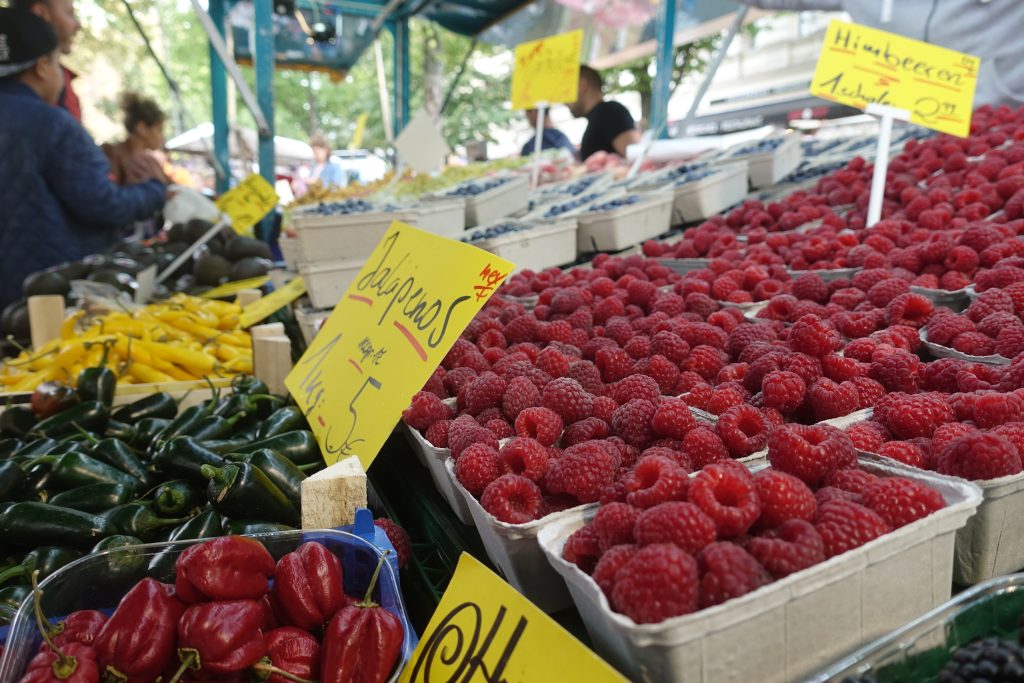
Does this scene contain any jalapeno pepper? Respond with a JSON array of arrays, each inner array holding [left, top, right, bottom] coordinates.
[[201, 437, 250, 455], [30, 452, 142, 493], [0, 437, 23, 459], [0, 459, 26, 501], [184, 412, 244, 442], [0, 502, 113, 549], [90, 535, 145, 584], [94, 577, 184, 683], [174, 535, 275, 603], [130, 417, 170, 452], [88, 438, 154, 490], [146, 508, 224, 579], [232, 375, 269, 396], [152, 437, 226, 482], [49, 483, 133, 513], [1, 405, 37, 438], [201, 462, 300, 527], [0, 546, 82, 586], [76, 347, 116, 407], [270, 542, 348, 630], [102, 420, 137, 444], [98, 503, 190, 541], [226, 449, 305, 505], [111, 392, 177, 423], [232, 431, 321, 467], [152, 479, 201, 517], [22, 461, 52, 500], [0, 584, 30, 612], [255, 406, 307, 440], [153, 405, 209, 446], [32, 401, 109, 439], [15, 437, 59, 458]]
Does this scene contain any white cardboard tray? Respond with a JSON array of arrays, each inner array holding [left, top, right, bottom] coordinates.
[[297, 257, 366, 309], [462, 175, 531, 228], [672, 163, 748, 223], [918, 327, 1011, 366], [576, 193, 674, 253], [469, 219, 578, 272], [402, 423, 475, 525]]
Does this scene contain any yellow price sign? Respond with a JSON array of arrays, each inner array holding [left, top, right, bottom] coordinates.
[[400, 554, 626, 683], [811, 19, 980, 137], [350, 113, 368, 150], [216, 174, 279, 234], [240, 276, 307, 328], [284, 222, 514, 469], [200, 276, 271, 299], [511, 29, 583, 111]]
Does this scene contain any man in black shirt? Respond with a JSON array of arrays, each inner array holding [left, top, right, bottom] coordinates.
[[569, 65, 641, 161]]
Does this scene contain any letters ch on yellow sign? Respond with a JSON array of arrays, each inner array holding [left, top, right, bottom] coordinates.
[[511, 29, 583, 111], [400, 554, 626, 683], [811, 20, 980, 137], [216, 174, 280, 234], [239, 276, 308, 329], [284, 222, 514, 469]]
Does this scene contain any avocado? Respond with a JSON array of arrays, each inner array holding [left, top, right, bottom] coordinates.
[[131, 248, 157, 268], [229, 256, 273, 281], [87, 269, 138, 295], [166, 223, 187, 243], [108, 257, 142, 275], [205, 236, 225, 256], [172, 274, 196, 292], [225, 236, 273, 261], [49, 261, 89, 282], [185, 219, 215, 243], [193, 254, 232, 286], [80, 254, 111, 273], [160, 241, 190, 256], [23, 270, 70, 298], [1, 299, 29, 341]]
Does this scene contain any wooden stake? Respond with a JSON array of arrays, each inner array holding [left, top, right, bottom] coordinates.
[[253, 334, 292, 395], [235, 288, 262, 307], [27, 295, 65, 349]]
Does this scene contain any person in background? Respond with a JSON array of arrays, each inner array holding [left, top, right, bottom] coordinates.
[[520, 108, 576, 157], [569, 65, 641, 161], [0, 8, 167, 308], [102, 92, 167, 185], [310, 133, 346, 188], [11, 0, 81, 120], [737, 0, 1024, 109]]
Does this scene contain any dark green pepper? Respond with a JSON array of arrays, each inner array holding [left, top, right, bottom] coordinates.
[[232, 375, 269, 396], [201, 437, 250, 455], [0, 438, 22, 460], [22, 461, 52, 500], [98, 502, 190, 541], [0, 584, 30, 612], [0, 546, 82, 585], [256, 405, 307, 440], [201, 462, 300, 527], [30, 451, 141, 493], [222, 520, 295, 535], [0, 460, 26, 501], [91, 534, 146, 583], [153, 404, 208, 445], [32, 400, 109, 439], [0, 502, 114, 548], [111, 392, 178, 423], [76, 347, 116, 407], [14, 437, 58, 458], [151, 436, 226, 482], [183, 412, 243, 441], [49, 482, 134, 512], [151, 479, 200, 517], [131, 417, 170, 452], [103, 419, 138, 444], [89, 438, 155, 489], [48, 439, 86, 456], [0, 405, 37, 438], [226, 448, 305, 505], [147, 508, 224, 579], [232, 431, 321, 466]]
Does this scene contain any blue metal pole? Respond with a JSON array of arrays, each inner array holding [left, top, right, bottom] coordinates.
[[253, 0, 276, 240], [651, 0, 677, 139], [389, 18, 410, 134], [208, 0, 230, 193]]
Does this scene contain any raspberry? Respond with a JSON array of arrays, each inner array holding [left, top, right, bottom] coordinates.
[[425, 419, 452, 447], [633, 501, 717, 553], [748, 519, 825, 579], [561, 417, 611, 447], [541, 378, 593, 424], [480, 474, 543, 524], [789, 315, 841, 357], [373, 518, 412, 569], [867, 278, 910, 308], [565, 361, 603, 395], [683, 426, 730, 468], [448, 422, 499, 459], [609, 374, 661, 406], [535, 346, 571, 378], [862, 477, 944, 529], [548, 442, 617, 503], [725, 324, 778, 360], [591, 543, 638, 598], [932, 422, 978, 454], [814, 499, 891, 558], [824, 468, 879, 494], [753, 470, 817, 529], [455, 443, 504, 497], [934, 432, 1023, 480], [689, 463, 761, 537], [464, 372, 507, 416], [605, 436, 641, 469], [590, 502, 641, 553], [870, 350, 921, 394], [485, 419, 513, 439], [595, 347, 633, 383], [821, 353, 864, 382], [707, 386, 746, 415], [500, 376, 542, 421], [651, 398, 698, 440], [792, 273, 829, 304], [874, 393, 954, 439], [807, 377, 860, 420], [926, 314, 975, 347], [974, 392, 1024, 428], [952, 331, 995, 356], [761, 370, 806, 413], [696, 542, 771, 608], [687, 345, 728, 381], [651, 331, 690, 364], [639, 355, 682, 394], [514, 407, 563, 446], [611, 544, 699, 624], [967, 289, 1015, 323], [402, 391, 453, 431], [996, 327, 1024, 359], [716, 405, 770, 458], [876, 441, 927, 469], [498, 438, 550, 482], [622, 454, 688, 507], [886, 293, 934, 329], [845, 421, 890, 452], [562, 524, 601, 572], [767, 424, 856, 487], [611, 399, 658, 448], [994, 422, 1024, 454]]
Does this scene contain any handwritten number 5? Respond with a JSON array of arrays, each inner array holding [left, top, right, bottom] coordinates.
[[334, 375, 382, 455]]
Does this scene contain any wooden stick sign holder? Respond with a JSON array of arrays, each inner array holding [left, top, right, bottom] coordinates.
[[864, 103, 911, 228], [27, 295, 66, 349], [531, 101, 548, 190], [250, 322, 292, 395]]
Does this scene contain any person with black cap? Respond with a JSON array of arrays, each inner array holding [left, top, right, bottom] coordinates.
[[0, 7, 167, 309]]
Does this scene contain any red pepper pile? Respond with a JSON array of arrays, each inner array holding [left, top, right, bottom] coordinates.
[[18, 536, 405, 683]]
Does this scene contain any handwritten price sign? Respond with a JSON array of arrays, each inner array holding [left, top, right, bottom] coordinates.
[[511, 29, 583, 111], [811, 20, 980, 137], [400, 554, 625, 683], [284, 222, 514, 469], [215, 174, 279, 235]]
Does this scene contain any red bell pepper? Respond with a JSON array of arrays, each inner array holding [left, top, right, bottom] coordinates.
[[251, 627, 320, 683], [52, 611, 107, 648], [169, 599, 267, 681], [175, 536, 275, 603], [270, 542, 348, 630], [259, 595, 280, 632], [93, 578, 184, 683], [320, 552, 404, 683], [19, 571, 99, 683]]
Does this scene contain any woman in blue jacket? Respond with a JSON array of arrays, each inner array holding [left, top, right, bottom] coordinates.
[[0, 7, 167, 308]]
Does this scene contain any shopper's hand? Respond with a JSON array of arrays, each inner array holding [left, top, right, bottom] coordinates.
[[127, 153, 170, 185]]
